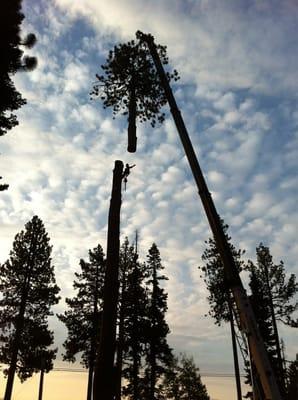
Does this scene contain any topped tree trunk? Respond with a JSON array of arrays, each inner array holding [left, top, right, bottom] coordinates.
[[93, 160, 124, 400]]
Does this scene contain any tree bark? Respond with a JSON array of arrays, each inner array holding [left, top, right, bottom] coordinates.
[[263, 262, 286, 395], [87, 362, 94, 400], [93, 160, 123, 400], [38, 368, 45, 400], [4, 235, 37, 400], [115, 248, 127, 400], [227, 298, 242, 400], [127, 78, 137, 153], [4, 298, 26, 400]]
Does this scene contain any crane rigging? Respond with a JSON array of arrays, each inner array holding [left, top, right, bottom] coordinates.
[[136, 31, 282, 400], [93, 31, 283, 400]]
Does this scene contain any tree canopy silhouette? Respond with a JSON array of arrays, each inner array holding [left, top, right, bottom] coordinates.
[[0, 216, 60, 400], [0, 0, 37, 137], [162, 354, 210, 400], [91, 31, 178, 126], [119, 238, 148, 400], [91, 31, 179, 151], [142, 243, 173, 400], [58, 244, 106, 400], [199, 221, 245, 325]]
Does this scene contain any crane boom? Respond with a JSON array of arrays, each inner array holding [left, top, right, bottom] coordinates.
[[138, 32, 282, 400]]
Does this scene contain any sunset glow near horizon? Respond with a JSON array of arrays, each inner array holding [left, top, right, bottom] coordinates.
[[0, 0, 297, 399]]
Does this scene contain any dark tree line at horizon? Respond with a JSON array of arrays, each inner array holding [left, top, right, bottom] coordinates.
[[200, 221, 298, 400]]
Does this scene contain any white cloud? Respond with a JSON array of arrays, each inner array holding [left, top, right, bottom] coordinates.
[[54, 0, 298, 93], [0, 0, 297, 381]]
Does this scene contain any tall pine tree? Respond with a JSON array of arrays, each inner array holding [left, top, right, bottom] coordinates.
[[199, 222, 244, 399], [0, 216, 60, 400], [199, 222, 245, 325], [120, 238, 148, 400], [58, 244, 106, 400], [142, 243, 173, 400], [246, 244, 298, 396]]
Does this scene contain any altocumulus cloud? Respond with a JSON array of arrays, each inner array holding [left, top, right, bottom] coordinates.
[[0, 0, 297, 378]]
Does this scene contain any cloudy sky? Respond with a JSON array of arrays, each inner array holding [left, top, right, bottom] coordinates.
[[0, 0, 297, 399]]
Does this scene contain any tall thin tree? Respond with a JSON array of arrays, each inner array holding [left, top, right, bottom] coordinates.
[[199, 222, 244, 400], [121, 238, 148, 400], [143, 243, 173, 400], [58, 244, 106, 400], [246, 244, 298, 396]]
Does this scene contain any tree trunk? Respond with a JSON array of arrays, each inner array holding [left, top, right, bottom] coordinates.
[[87, 362, 94, 400], [263, 262, 285, 395], [93, 160, 123, 400], [87, 262, 100, 400], [148, 267, 157, 400], [132, 331, 140, 400], [227, 298, 242, 400], [38, 368, 45, 400], [127, 78, 137, 153], [149, 343, 156, 400], [114, 298, 125, 400], [115, 244, 128, 400], [4, 281, 29, 400], [4, 306, 25, 400], [4, 235, 37, 400]]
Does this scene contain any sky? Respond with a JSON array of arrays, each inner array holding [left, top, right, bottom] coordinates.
[[0, 0, 298, 399]]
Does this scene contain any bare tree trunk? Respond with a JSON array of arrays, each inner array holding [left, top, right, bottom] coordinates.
[[149, 344, 156, 400], [4, 301, 26, 400], [4, 235, 37, 400], [228, 298, 242, 400], [132, 344, 139, 400], [114, 298, 125, 400], [93, 160, 123, 400], [38, 368, 45, 400], [263, 262, 285, 395], [127, 78, 137, 153], [87, 362, 94, 400]]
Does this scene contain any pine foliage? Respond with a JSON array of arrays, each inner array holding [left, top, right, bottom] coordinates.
[[0, 0, 37, 136], [163, 354, 210, 400], [119, 239, 148, 400], [58, 244, 106, 368], [142, 243, 173, 400], [0, 216, 60, 381], [286, 356, 298, 400], [247, 244, 298, 327], [199, 222, 245, 325], [91, 31, 179, 128]]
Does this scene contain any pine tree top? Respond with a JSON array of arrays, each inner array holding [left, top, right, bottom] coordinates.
[[91, 31, 179, 127]]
